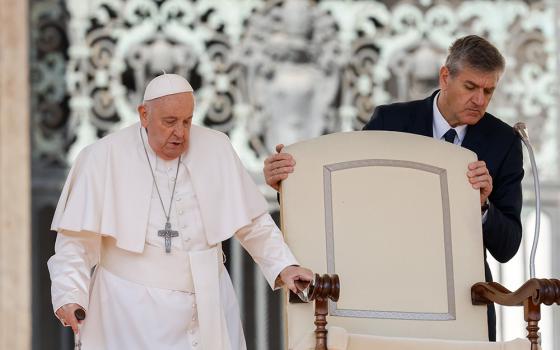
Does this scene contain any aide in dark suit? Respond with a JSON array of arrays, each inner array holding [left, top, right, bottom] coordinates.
[[263, 35, 524, 341], [364, 90, 523, 270]]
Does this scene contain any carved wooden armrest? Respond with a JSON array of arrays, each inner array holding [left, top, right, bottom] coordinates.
[[290, 273, 340, 350], [472, 278, 560, 349]]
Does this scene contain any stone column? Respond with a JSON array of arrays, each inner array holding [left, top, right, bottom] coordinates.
[[0, 0, 31, 349]]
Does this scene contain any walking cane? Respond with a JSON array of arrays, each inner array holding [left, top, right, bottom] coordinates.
[[74, 308, 86, 350]]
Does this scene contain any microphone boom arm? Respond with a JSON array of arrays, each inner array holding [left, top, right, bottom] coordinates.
[[514, 122, 541, 279]]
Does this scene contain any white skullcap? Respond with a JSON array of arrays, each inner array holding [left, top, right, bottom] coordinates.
[[143, 73, 194, 101]]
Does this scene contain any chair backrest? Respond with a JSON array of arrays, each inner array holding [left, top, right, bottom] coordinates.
[[281, 131, 489, 349]]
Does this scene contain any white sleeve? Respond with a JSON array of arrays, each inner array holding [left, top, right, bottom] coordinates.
[[235, 213, 299, 290], [47, 230, 101, 313]]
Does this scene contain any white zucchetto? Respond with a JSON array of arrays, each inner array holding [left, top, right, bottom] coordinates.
[[143, 73, 194, 101]]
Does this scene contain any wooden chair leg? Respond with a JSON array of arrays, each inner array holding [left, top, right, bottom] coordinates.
[[524, 298, 541, 350], [314, 299, 328, 350]]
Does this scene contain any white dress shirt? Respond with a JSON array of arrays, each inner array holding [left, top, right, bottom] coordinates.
[[432, 92, 488, 221], [432, 92, 467, 145]]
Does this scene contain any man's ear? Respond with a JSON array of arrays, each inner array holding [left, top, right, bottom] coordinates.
[[138, 104, 149, 127], [439, 66, 450, 91]]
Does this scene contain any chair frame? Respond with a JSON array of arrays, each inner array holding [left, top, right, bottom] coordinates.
[[292, 277, 560, 350], [472, 278, 560, 350]]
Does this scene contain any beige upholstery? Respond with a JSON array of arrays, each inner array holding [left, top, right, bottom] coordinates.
[[293, 327, 532, 350], [280, 131, 494, 349]]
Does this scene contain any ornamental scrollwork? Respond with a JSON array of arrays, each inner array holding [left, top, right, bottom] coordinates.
[[30, 0, 557, 180]]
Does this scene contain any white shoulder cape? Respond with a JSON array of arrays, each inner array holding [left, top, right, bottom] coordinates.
[[51, 123, 268, 252]]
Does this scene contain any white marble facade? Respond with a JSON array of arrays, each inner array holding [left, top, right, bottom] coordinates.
[[1, 1, 30, 349]]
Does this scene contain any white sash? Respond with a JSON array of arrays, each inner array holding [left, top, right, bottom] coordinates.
[[190, 248, 232, 350], [99, 239, 231, 349]]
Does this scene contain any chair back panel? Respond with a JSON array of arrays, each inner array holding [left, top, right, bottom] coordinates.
[[281, 131, 488, 349]]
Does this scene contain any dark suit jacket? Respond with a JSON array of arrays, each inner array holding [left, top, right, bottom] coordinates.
[[363, 90, 524, 340]]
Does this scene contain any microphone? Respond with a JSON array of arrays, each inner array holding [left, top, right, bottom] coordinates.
[[513, 122, 529, 141], [513, 122, 540, 279]]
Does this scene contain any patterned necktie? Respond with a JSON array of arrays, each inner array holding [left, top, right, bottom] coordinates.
[[443, 128, 457, 144]]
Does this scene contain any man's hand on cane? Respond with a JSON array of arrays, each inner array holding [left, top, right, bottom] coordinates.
[[56, 303, 85, 334]]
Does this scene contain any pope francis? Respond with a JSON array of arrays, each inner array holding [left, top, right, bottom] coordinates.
[[47, 74, 313, 350]]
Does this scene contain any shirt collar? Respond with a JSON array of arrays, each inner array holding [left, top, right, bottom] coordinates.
[[432, 91, 467, 144]]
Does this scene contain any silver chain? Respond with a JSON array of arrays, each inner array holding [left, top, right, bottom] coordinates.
[[139, 127, 181, 224]]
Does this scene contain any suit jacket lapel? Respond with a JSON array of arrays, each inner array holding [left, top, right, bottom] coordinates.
[[415, 90, 490, 159], [409, 90, 438, 137], [462, 114, 491, 157], [411, 90, 490, 158]]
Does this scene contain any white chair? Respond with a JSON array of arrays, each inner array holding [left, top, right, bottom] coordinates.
[[280, 131, 558, 350]]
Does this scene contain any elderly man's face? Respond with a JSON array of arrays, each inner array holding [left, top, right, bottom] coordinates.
[[438, 65, 501, 127], [138, 92, 194, 160]]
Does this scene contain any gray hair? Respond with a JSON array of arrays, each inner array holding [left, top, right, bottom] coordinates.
[[445, 35, 505, 76]]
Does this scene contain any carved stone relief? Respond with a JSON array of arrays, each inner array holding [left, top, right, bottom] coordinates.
[[31, 0, 557, 181], [30, 0, 70, 166]]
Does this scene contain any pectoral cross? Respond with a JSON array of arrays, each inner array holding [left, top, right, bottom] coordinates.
[[158, 222, 179, 253]]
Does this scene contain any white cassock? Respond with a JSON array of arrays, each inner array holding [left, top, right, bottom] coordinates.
[[48, 123, 298, 350]]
